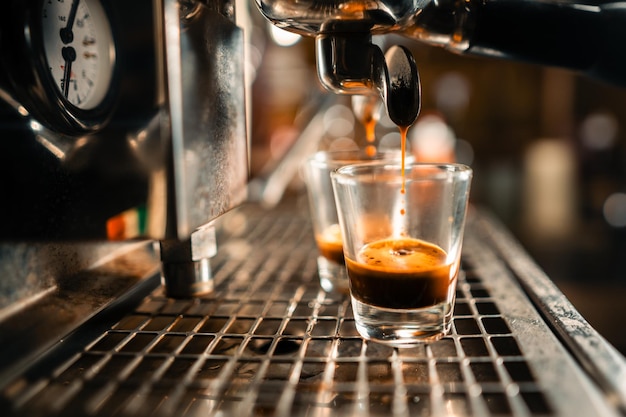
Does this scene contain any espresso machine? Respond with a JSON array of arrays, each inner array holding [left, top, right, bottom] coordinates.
[[2, 0, 626, 300], [254, 0, 626, 112], [2, 1, 626, 416], [0, 0, 248, 298]]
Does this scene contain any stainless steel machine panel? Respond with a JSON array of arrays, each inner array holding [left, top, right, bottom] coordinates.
[[0, 0, 247, 241]]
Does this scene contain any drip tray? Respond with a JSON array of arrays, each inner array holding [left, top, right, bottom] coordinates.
[[1, 201, 624, 417]]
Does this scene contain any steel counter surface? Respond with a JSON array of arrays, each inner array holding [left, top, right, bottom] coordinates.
[[0, 199, 624, 417]]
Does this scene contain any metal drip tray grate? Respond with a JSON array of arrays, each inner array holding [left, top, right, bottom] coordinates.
[[1, 201, 623, 417]]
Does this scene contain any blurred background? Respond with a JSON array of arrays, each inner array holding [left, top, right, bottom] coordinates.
[[242, 9, 626, 355]]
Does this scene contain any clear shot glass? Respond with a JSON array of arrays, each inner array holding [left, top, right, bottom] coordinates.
[[302, 150, 404, 293], [331, 162, 472, 346]]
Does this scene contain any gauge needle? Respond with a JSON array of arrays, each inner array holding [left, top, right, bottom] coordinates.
[[62, 46, 77, 98], [60, 0, 80, 44]]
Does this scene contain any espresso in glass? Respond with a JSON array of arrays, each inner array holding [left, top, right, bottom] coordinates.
[[331, 162, 472, 346], [346, 237, 453, 310], [315, 224, 345, 266]]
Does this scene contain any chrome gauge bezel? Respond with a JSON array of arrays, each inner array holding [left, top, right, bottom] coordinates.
[[19, 0, 118, 133], [41, 0, 115, 111]]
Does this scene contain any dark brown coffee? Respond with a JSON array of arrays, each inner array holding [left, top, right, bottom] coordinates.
[[345, 237, 453, 309], [315, 224, 344, 265]]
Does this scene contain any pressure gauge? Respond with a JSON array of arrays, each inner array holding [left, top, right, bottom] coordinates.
[[0, 0, 119, 133], [41, 0, 115, 110]]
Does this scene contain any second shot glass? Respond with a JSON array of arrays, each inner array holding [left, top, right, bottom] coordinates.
[[302, 150, 404, 293]]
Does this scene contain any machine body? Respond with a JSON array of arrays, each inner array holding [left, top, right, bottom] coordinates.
[[0, 0, 248, 297], [255, 0, 626, 99]]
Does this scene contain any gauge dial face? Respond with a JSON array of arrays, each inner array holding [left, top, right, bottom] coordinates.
[[42, 0, 115, 110]]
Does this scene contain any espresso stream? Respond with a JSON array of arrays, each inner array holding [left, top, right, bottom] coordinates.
[[344, 126, 454, 310]]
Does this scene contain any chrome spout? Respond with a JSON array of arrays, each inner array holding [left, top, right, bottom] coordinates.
[[316, 30, 420, 126]]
